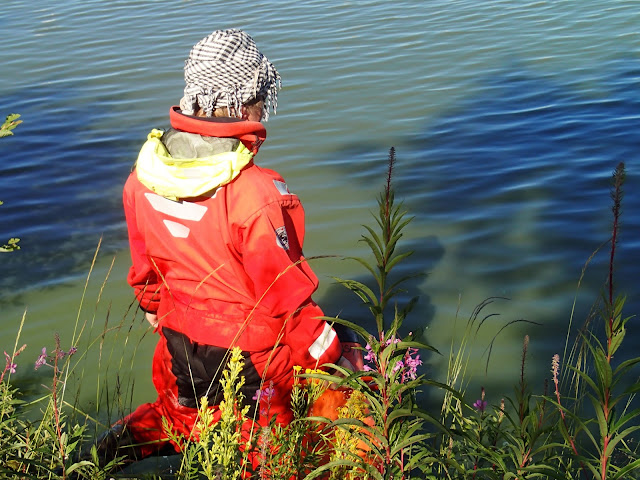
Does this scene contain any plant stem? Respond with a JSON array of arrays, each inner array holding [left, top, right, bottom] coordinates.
[[599, 163, 624, 480], [51, 335, 66, 477], [607, 162, 624, 307], [379, 148, 396, 311]]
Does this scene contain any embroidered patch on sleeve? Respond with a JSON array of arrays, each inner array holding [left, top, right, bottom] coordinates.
[[275, 226, 290, 250]]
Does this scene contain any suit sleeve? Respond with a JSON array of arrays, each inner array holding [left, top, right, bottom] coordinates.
[[238, 200, 342, 369], [123, 176, 162, 313]]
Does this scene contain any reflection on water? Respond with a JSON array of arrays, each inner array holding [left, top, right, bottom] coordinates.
[[316, 60, 640, 395], [1, 0, 639, 408]]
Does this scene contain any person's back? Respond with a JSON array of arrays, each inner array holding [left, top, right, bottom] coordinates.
[[109, 29, 344, 469]]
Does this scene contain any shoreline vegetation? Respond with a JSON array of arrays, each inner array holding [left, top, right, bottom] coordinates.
[[1, 147, 638, 479]]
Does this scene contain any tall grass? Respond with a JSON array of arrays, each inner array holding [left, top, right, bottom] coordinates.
[[0, 240, 150, 479]]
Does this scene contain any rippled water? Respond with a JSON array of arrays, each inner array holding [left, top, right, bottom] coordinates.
[[1, 0, 639, 407]]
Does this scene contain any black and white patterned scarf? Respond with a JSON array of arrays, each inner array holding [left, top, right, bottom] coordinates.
[[179, 29, 281, 121]]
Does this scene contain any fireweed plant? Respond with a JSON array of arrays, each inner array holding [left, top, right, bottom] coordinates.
[[307, 157, 640, 479], [426, 162, 640, 480], [550, 162, 640, 480], [1, 151, 639, 480], [304, 148, 451, 479]]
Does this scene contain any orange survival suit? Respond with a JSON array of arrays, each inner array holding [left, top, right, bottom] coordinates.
[[122, 107, 342, 457]]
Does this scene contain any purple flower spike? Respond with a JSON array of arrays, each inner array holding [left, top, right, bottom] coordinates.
[[263, 384, 275, 400], [473, 399, 488, 413], [253, 383, 275, 402], [253, 381, 276, 416]]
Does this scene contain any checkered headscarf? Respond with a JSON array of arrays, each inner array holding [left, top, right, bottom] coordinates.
[[179, 29, 281, 121]]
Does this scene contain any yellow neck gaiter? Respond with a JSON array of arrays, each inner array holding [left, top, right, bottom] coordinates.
[[135, 129, 254, 200]]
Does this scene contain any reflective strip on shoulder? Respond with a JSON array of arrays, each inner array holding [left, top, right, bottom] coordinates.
[[144, 193, 207, 221]]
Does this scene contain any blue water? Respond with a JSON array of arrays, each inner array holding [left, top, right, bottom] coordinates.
[[1, 0, 639, 406]]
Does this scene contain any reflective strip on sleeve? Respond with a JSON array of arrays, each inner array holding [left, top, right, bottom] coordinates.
[[308, 323, 337, 360]]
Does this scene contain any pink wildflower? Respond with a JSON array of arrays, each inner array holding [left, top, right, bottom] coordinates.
[[4, 351, 17, 374], [392, 360, 404, 374], [403, 350, 422, 381], [363, 343, 375, 362], [253, 381, 275, 416], [35, 347, 47, 370]]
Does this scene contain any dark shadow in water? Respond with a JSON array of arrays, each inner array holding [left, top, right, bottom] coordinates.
[[0, 83, 153, 302], [319, 234, 444, 340], [317, 56, 640, 396]]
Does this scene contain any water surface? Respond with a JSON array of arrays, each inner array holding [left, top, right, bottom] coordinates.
[[1, 0, 639, 410]]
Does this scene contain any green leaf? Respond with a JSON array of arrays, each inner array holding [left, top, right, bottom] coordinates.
[[387, 272, 423, 296], [306, 458, 383, 480], [384, 230, 402, 252], [391, 214, 413, 235], [320, 316, 371, 341], [403, 450, 442, 470], [611, 295, 626, 327], [0, 113, 22, 137], [619, 314, 635, 330], [390, 433, 433, 456], [406, 408, 450, 435], [592, 347, 613, 392], [610, 407, 640, 434], [566, 364, 600, 395], [613, 356, 640, 377], [332, 278, 378, 306], [398, 294, 420, 323], [360, 237, 384, 270], [624, 382, 640, 394], [591, 393, 609, 439], [386, 250, 414, 273], [583, 461, 601, 480], [609, 327, 625, 357], [372, 210, 385, 231], [65, 460, 94, 474], [612, 457, 640, 480], [346, 255, 379, 281], [377, 345, 398, 368], [605, 424, 640, 458], [396, 339, 438, 352], [362, 224, 384, 255]]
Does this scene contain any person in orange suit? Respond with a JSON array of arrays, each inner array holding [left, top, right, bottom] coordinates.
[[106, 29, 358, 468]]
